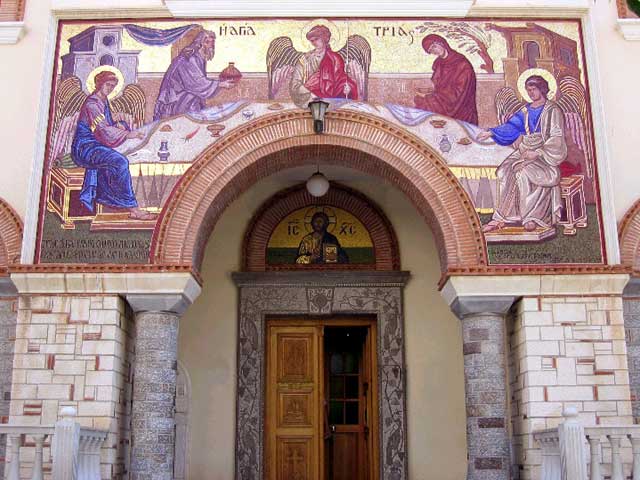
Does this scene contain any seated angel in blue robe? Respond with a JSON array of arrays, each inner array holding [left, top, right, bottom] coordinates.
[[478, 75, 567, 233], [71, 71, 153, 220]]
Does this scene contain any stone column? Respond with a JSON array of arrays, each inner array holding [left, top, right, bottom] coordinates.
[[0, 276, 17, 475], [127, 281, 200, 480], [129, 310, 180, 480], [451, 296, 516, 480], [624, 277, 640, 423]]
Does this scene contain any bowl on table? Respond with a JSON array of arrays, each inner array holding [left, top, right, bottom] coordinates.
[[207, 124, 226, 137], [430, 119, 447, 128]]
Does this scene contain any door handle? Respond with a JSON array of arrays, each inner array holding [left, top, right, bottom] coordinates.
[[331, 424, 336, 433]]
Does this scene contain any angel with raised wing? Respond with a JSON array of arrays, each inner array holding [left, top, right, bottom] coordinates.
[[266, 24, 371, 107], [477, 73, 567, 233], [71, 70, 153, 220], [477, 69, 595, 235]]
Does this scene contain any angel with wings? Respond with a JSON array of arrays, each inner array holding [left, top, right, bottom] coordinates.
[[266, 25, 371, 107], [69, 70, 153, 220], [478, 73, 568, 233]]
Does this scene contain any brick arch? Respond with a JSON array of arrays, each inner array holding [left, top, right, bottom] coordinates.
[[0, 198, 23, 267], [150, 110, 487, 272], [242, 183, 401, 271], [619, 199, 640, 271]]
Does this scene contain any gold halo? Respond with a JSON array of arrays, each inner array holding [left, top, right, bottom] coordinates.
[[86, 66, 125, 100], [300, 18, 343, 51], [304, 206, 337, 234], [517, 68, 558, 102]]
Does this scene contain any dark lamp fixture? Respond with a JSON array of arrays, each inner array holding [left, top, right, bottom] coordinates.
[[308, 100, 330, 134]]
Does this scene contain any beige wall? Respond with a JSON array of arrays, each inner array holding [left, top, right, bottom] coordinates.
[[0, 3, 639, 236], [177, 169, 468, 479]]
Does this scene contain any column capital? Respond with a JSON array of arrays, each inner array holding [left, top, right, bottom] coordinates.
[[0, 275, 17, 297], [125, 274, 201, 315], [449, 295, 517, 319], [440, 275, 518, 319], [624, 276, 640, 297]]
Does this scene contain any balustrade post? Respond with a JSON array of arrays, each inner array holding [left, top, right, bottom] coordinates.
[[79, 435, 104, 480], [630, 435, 640, 480], [558, 407, 587, 480], [31, 434, 45, 480], [538, 435, 562, 480], [608, 435, 625, 480], [52, 406, 80, 480], [7, 433, 21, 480], [587, 435, 603, 480]]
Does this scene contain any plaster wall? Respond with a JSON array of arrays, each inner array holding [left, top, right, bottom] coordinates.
[[177, 171, 468, 479], [0, 2, 638, 235]]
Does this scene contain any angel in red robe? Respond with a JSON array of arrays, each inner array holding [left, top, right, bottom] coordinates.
[[290, 25, 359, 107], [414, 34, 479, 125]]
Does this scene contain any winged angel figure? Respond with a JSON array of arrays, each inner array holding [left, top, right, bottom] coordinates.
[[478, 72, 594, 233], [266, 25, 371, 107], [493, 74, 594, 176], [49, 71, 152, 219], [50, 75, 145, 167]]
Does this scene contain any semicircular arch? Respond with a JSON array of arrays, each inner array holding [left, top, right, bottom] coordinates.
[[619, 199, 640, 271], [0, 198, 23, 268], [242, 183, 401, 271], [150, 110, 487, 273]]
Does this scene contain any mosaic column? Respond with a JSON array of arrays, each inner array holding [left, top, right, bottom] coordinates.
[[129, 310, 180, 480], [451, 296, 516, 480]]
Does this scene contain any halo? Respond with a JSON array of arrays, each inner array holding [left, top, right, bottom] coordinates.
[[300, 18, 343, 51], [86, 66, 125, 100], [517, 68, 558, 102], [304, 206, 337, 234]]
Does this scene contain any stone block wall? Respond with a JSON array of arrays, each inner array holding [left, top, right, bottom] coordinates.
[[0, 298, 17, 475], [509, 294, 633, 480], [9, 295, 134, 479]]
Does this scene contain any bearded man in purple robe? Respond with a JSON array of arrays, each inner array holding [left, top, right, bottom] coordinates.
[[153, 30, 235, 121]]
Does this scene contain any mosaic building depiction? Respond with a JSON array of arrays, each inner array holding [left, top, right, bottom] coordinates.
[[0, 2, 640, 480]]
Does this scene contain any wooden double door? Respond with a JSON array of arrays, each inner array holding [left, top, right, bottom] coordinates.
[[266, 317, 379, 480]]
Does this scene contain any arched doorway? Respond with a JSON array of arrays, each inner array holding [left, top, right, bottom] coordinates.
[[236, 183, 405, 480], [167, 112, 477, 480]]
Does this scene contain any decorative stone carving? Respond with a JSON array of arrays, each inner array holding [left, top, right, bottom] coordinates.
[[307, 287, 334, 314], [233, 271, 410, 480]]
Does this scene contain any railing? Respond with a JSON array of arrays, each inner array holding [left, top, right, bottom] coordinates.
[[0, 406, 107, 480], [533, 407, 640, 480]]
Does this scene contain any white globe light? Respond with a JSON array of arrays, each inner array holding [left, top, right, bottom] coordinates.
[[306, 172, 330, 197]]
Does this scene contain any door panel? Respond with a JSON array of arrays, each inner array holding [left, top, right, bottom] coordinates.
[[331, 433, 359, 480], [266, 319, 378, 480], [277, 438, 313, 480], [267, 326, 322, 480]]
